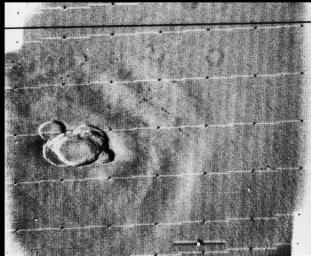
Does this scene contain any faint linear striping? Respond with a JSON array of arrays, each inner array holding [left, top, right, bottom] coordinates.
[[173, 240, 226, 245], [6, 167, 302, 186], [228, 247, 277, 251], [88, 3, 139, 6], [39, 3, 139, 10], [228, 217, 278, 221], [275, 213, 295, 217], [23, 23, 303, 42], [5, 119, 305, 138], [5, 71, 305, 91], [5, 247, 281, 255], [15, 246, 282, 256], [275, 242, 292, 246], [7, 216, 290, 233]]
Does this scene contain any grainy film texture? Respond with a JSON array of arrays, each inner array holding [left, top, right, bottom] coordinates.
[[5, 3, 311, 256]]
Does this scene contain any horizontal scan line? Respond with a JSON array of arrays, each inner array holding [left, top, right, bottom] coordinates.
[[7, 167, 302, 185], [26, 24, 303, 41], [228, 247, 277, 251], [5, 72, 304, 91], [174, 240, 226, 245], [8, 216, 290, 233], [5, 20, 311, 30], [130, 245, 284, 256], [5, 119, 304, 138], [228, 217, 278, 221], [38, 3, 139, 10]]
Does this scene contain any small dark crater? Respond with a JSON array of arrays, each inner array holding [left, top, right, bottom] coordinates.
[[182, 2, 199, 9], [206, 49, 224, 67], [117, 66, 133, 80], [8, 63, 26, 84], [191, 2, 199, 8]]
